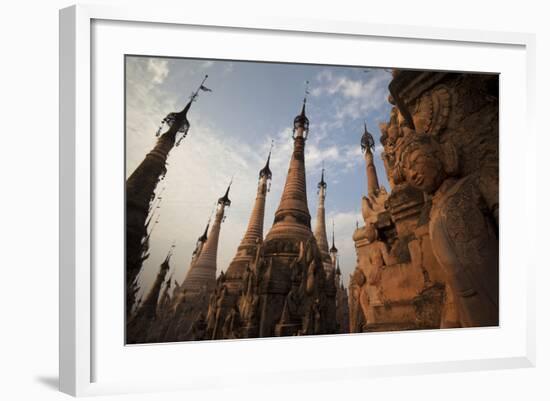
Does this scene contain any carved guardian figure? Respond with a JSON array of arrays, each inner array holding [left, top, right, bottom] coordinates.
[[396, 133, 499, 327]]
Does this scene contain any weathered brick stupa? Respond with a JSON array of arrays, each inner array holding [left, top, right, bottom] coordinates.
[[199, 98, 338, 340], [250, 98, 337, 338], [152, 221, 210, 343], [350, 70, 499, 332], [162, 183, 233, 341], [204, 150, 273, 340], [181, 182, 232, 295], [125, 75, 211, 317]]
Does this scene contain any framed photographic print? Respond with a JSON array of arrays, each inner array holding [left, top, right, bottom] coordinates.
[[59, 4, 536, 397]]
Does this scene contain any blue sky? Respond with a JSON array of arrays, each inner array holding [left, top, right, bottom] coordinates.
[[126, 56, 393, 298]]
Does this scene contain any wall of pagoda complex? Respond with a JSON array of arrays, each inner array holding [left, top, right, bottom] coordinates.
[[350, 71, 499, 332]]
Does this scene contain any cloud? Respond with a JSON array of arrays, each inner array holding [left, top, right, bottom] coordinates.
[[340, 145, 364, 172], [147, 58, 170, 84], [305, 144, 340, 171], [315, 75, 365, 99], [312, 68, 392, 126], [126, 58, 180, 175]]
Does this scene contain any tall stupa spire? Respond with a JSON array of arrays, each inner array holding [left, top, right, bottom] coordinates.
[[224, 145, 273, 291], [242, 145, 273, 244], [268, 94, 311, 238], [181, 181, 231, 295], [361, 121, 380, 197], [227, 88, 339, 339], [314, 166, 332, 274], [126, 75, 212, 313]]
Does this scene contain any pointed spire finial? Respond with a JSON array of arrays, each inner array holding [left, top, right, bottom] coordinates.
[[157, 74, 212, 145], [218, 178, 232, 207], [330, 219, 338, 254], [361, 120, 375, 153], [300, 80, 310, 116], [188, 74, 210, 104], [293, 81, 310, 137], [302, 80, 310, 113], [318, 163, 327, 190], [259, 140, 274, 180]]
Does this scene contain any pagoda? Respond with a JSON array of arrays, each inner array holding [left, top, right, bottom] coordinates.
[[125, 75, 211, 315], [158, 184, 232, 342], [245, 95, 337, 338], [181, 182, 232, 296], [206, 149, 273, 339]]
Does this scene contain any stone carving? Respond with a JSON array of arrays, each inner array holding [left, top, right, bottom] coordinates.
[[351, 71, 498, 333], [412, 87, 451, 135], [357, 224, 393, 323], [348, 269, 365, 333], [361, 187, 388, 225], [396, 132, 498, 327]]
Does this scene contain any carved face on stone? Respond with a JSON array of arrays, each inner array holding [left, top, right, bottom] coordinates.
[[402, 142, 446, 194]]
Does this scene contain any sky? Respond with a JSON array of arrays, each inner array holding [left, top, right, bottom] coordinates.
[[125, 56, 393, 300]]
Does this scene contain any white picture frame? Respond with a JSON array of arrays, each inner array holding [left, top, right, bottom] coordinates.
[[59, 4, 536, 397]]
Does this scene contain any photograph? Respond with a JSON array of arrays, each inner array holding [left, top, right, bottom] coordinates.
[[124, 56, 499, 344], [1, 0, 544, 399]]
